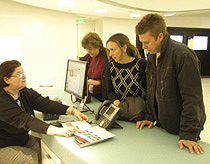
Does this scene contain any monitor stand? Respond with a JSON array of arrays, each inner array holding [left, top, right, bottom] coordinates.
[[111, 121, 123, 129], [75, 96, 88, 112]]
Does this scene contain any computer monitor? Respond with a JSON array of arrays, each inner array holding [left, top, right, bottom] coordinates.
[[64, 59, 89, 111], [187, 36, 208, 51], [170, 35, 184, 43]]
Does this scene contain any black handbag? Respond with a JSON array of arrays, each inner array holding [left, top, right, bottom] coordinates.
[[118, 96, 146, 122]]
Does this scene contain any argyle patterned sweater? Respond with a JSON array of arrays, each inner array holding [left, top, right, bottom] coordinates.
[[107, 58, 147, 102]]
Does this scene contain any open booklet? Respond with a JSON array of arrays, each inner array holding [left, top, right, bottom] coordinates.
[[62, 121, 115, 148]]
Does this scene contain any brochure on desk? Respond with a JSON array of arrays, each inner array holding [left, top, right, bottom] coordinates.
[[62, 121, 115, 148]]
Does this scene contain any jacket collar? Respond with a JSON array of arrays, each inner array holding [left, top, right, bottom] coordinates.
[[147, 53, 157, 68], [0, 87, 4, 94], [160, 32, 170, 56]]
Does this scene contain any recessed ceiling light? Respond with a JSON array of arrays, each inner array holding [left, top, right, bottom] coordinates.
[[129, 13, 141, 17], [164, 13, 174, 16], [58, 1, 74, 7], [94, 9, 107, 13]]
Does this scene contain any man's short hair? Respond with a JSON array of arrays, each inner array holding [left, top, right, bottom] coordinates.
[[135, 13, 167, 39]]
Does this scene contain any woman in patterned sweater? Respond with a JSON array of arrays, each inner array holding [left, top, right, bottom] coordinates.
[[106, 33, 147, 107]]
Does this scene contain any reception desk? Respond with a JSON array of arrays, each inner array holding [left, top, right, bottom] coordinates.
[[36, 99, 210, 164]]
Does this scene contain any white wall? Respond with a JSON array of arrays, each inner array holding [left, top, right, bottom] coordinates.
[[1, 0, 210, 105], [77, 19, 103, 58], [0, 0, 77, 104], [165, 13, 210, 28], [77, 20, 95, 57], [102, 18, 139, 46]]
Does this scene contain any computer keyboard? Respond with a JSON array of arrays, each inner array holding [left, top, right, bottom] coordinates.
[[42, 113, 60, 121]]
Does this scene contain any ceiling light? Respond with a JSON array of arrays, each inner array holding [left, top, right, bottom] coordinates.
[[58, 1, 74, 7], [164, 13, 174, 17], [129, 13, 141, 17], [94, 9, 107, 13]]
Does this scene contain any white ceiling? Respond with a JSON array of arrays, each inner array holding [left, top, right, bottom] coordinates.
[[12, 0, 210, 20]]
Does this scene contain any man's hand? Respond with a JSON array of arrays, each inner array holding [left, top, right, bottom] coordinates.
[[136, 120, 154, 129], [113, 100, 120, 107], [178, 139, 204, 154]]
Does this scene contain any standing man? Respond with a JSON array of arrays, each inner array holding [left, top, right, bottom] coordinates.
[[135, 13, 206, 154]]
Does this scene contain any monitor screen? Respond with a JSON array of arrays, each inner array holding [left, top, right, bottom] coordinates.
[[170, 35, 184, 43], [64, 59, 88, 100], [187, 36, 208, 50]]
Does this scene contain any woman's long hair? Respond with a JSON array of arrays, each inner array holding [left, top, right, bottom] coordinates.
[[106, 33, 140, 61]]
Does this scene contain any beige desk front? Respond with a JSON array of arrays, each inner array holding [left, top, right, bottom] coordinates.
[[37, 99, 210, 164]]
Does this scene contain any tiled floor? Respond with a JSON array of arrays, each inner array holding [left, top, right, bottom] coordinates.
[[200, 78, 210, 144]]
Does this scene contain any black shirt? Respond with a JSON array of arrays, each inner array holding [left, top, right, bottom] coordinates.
[[0, 87, 68, 148]]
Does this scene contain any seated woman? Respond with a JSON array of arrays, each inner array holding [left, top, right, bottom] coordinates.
[[0, 60, 88, 164], [80, 32, 108, 102], [106, 33, 147, 122]]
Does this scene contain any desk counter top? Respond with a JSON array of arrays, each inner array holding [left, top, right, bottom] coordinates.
[[36, 100, 210, 164]]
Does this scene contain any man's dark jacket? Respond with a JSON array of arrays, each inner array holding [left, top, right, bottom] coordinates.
[[145, 33, 206, 141], [79, 48, 108, 101]]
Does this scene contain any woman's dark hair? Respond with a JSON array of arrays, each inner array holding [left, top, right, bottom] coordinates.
[[0, 60, 21, 88], [106, 33, 140, 61]]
